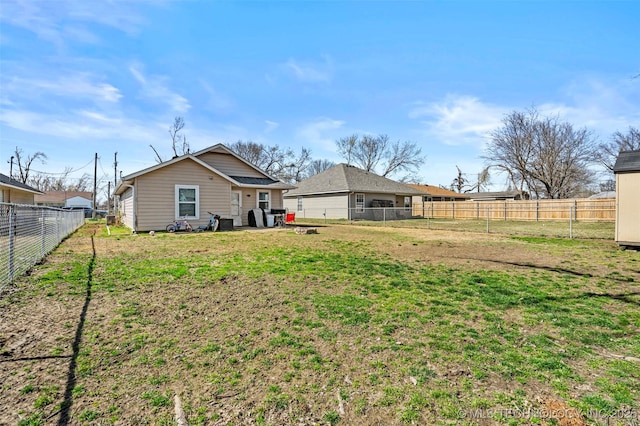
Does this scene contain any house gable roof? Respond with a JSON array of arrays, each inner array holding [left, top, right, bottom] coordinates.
[[0, 173, 43, 195], [405, 184, 470, 199], [613, 150, 640, 173], [284, 164, 423, 197], [114, 144, 294, 195]]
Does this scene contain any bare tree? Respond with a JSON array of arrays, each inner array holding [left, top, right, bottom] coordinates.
[[484, 109, 537, 194], [169, 116, 189, 157], [229, 141, 314, 184], [450, 165, 467, 193], [12, 147, 47, 184], [596, 126, 640, 172], [335, 134, 425, 179], [150, 116, 190, 163], [306, 159, 336, 178], [150, 145, 163, 163], [335, 134, 358, 166], [484, 108, 596, 199], [287, 147, 312, 183], [27, 168, 93, 192], [352, 134, 388, 172], [381, 140, 425, 178], [449, 166, 490, 193]]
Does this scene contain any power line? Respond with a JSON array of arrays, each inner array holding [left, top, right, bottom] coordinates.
[[28, 157, 95, 175]]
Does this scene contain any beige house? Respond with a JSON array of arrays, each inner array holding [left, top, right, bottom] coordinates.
[[35, 191, 93, 208], [283, 164, 423, 220], [0, 173, 43, 204], [405, 184, 470, 203], [613, 150, 640, 247], [114, 144, 295, 232]]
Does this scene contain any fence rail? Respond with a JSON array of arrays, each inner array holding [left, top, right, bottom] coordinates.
[[0, 203, 85, 289]]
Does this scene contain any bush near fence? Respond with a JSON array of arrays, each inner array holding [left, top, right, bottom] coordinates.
[[413, 198, 615, 222], [0, 203, 85, 289]]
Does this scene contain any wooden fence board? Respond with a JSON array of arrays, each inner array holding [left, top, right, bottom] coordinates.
[[413, 198, 615, 222]]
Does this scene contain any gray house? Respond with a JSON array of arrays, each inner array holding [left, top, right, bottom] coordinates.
[[613, 150, 640, 247], [283, 164, 423, 220]]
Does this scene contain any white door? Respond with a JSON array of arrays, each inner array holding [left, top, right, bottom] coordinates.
[[231, 191, 242, 226]]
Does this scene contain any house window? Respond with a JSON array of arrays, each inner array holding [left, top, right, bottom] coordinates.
[[175, 185, 199, 219], [297, 196, 303, 212], [404, 196, 411, 211], [258, 191, 270, 210], [355, 193, 365, 213]]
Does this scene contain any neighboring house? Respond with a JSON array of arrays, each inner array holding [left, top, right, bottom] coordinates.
[[405, 184, 470, 203], [588, 191, 616, 199], [35, 191, 93, 208], [282, 163, 423, 220], [613, 150, 640, 248], [113, 144, 295, 232], [467, 190, 529, 201], [0, 173, 43, 204]]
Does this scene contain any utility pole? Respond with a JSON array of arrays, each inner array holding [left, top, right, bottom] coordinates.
[[9, 156, 14, 177], [107, 181, 111, 214], [93, 153, 98, 219], [113, 152, 118, 215]]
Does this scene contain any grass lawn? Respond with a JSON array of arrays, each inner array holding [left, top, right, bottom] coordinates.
[[0, 223, 638, 425]]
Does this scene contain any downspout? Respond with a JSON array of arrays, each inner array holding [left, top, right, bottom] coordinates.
[[121, 184, 136, 233]]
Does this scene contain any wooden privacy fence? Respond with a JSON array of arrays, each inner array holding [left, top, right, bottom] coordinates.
[[413, 198, 615, 222]]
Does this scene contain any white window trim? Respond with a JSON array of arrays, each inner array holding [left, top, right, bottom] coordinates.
[[355, 193, 365, 213], [257, 190, 271, 210], [175, 185, 199, 219], [297, 196, 303, 212]]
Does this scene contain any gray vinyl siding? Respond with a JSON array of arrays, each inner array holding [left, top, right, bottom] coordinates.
[[197, 152, 264, 178], [136, 159, 232, 231], [283, 193, 348, 219]]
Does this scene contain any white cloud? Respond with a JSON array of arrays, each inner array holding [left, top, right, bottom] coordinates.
[[539, 75, 640, 138], [409, 95, 507, 147], [283, 55, 334, 83], [0, 0, 148, 47], [200, 81, 234, 113], [4, 74, 123, 103], [0, 108, 163, 143], [264, 120, 279, 133], [297, 117, 345, 155], [129, 63, 190, 113]]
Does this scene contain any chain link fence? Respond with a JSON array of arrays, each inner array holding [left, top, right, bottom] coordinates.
[[0, 203, 85, 289], [291, 206, 615, 240]]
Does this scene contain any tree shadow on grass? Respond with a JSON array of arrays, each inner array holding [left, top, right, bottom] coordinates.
[[56, 234, 95, 425]]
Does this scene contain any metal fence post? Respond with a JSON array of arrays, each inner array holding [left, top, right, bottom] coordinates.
[[486, 207, 490, 233], [8, 205, 15, 283], [569, 206, 573, 239], [41, 208, 46, 258]]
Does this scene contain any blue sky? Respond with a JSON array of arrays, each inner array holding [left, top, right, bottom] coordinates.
[[1, 0, 639, 191]]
